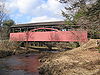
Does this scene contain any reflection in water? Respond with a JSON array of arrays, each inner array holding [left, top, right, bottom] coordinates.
[[0, 54, 40, 75]]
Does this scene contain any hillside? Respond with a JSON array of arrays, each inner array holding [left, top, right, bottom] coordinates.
[[39, 39, 100, 75]]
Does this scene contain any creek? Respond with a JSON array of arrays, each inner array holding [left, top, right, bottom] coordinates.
[[0, 53, 40, 75]]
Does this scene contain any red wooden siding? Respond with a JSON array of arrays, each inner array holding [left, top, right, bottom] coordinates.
[[10, 31, 88, 42]]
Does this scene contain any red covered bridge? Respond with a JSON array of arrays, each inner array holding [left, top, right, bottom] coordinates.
[[10, 27, 88, 42]]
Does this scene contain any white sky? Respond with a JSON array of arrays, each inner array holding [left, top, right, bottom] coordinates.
[[6, 0, 66, 24]]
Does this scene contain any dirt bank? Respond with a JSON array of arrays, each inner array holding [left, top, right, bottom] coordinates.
[[39, 39, 100, 75]]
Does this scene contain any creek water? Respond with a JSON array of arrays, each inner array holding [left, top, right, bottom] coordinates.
[[0, 53, 40, 75]]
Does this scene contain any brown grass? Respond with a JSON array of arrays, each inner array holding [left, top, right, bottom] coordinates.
[[39, 39, 100, 75], [0, 40, 19, 51]]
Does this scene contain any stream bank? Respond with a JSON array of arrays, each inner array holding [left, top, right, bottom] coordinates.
[[39, 39, 100, 75]]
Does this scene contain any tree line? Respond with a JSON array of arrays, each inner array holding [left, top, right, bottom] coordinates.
[[58, 0, 100, 39]]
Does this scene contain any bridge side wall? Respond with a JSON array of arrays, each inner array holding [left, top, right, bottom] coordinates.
[[10, 31, 88, 42]]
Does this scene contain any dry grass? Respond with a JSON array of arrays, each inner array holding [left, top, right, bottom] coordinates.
[[39, 39, 100, 75], [0, 40, 19, 51], [0, 40, 19, 58]]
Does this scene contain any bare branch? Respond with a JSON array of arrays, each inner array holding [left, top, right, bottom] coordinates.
[[0, 0, 7, 26]]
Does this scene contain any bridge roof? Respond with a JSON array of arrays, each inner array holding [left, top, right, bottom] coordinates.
[[11, 21, 66, 28]]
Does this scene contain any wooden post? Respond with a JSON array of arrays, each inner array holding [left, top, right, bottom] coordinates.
[[26, 28, 29, 50]]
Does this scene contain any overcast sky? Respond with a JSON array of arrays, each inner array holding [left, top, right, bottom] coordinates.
[[6, 0, 66, 24]]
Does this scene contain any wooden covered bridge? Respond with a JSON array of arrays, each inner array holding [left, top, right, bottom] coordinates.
[[10, 21, 88, 49]]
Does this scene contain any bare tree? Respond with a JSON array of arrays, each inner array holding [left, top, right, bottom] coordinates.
[[0, 0, 7, 26], [0, 0, 11, 40]]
